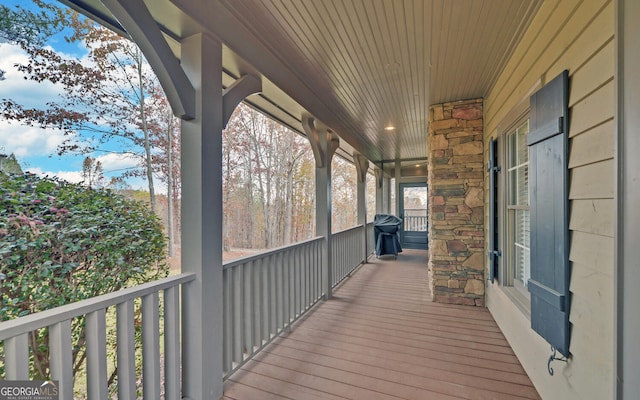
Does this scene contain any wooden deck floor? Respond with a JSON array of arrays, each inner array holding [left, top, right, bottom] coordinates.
[[223, 249, 540, 400]]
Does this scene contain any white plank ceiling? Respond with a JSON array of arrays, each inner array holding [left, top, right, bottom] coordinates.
[[64, 0, 542, 167]]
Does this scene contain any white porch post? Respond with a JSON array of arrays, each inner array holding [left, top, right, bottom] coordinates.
[[383, 176, 391, 214], [395, 160, 401, 216], [374, 168, 384, 214], [354, 152, 369, 263], [180, 33, 224, 400], [317, 138, 332, 298], [303, 116, 339, 299]]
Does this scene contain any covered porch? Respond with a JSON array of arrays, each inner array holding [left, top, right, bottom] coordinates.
[[0, 0, 534, 398], [225, 249, 539, 400], [2, 0, 639, 398]]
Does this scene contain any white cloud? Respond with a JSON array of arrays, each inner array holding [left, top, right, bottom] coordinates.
[[0, 43, 65, 108], [95, 152, 139, 172], [26, 167, 83, 184], [0, 43, 90, 158], [0, 120, 69, 157]]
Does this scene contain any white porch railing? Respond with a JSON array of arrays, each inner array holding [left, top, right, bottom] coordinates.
[[0, 228, 373, 396], [331, 225, 366, 287], [366, 222, 375, 256], [222, 237, 324, 378], [0, 273, 195, 400], [403, 211, 427, 231]]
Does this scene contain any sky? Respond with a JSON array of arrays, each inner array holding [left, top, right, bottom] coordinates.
[[0, 0, 151, 190]]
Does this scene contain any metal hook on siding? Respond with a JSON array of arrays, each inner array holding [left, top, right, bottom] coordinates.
[[547, 345, 568, 376]]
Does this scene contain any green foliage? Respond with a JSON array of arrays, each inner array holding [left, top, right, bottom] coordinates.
[[0, 172, 167, 378], [0, 0, 67, 48], [0, 154, 23, 175]]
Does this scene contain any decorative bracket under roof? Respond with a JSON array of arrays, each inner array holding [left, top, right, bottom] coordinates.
[[374, 167, 384, 189], [353, 152, 369, 183], [302, 114, 339, 168], [222, 74, 262, 128], [100, 0, 196, 120]]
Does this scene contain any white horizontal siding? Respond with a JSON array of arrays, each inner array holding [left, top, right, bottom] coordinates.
[[485, 0, 615, 399]]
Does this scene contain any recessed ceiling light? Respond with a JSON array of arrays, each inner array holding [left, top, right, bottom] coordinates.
[[384, 125, 395, 131]]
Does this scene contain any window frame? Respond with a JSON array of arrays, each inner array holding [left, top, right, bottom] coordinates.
[[505, 119, 531, 296], [495, 110, 533, 316]]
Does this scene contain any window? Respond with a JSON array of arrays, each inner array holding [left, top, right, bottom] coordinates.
[[491, 71, 570, 356], [507, 120, 530, 293]]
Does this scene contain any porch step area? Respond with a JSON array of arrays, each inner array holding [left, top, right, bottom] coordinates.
[[223, 249, 540, 400]]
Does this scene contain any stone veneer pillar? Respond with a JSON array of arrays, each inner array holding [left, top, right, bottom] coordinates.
[[427, 98, 484, 306]]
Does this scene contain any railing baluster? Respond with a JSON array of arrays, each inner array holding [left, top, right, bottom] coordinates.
[[317, 240, 322, 297], [260, 261, 265, 344], [233, 264, 243, 364], [222, 268, 231, 373], [294, 246, 300, 316], [50, 320, 73, 400], [5, 333, 29, 380], [252, 260, 258, 351], [251, 260, 256, 350], [116, 300, 137, 400], [289, 250, 295, 322], [270, 254, 277, 337], [304, 243, 310, 308], [142, 293, 161, 399], [296, 247, 307, 315], [283, 251, 290, 327], [243, 261, 252, 360], [276, 252, 284, 331], [164, 286, 181, 400], [86, 309, 108, 400], [258, 256, 268, 346]]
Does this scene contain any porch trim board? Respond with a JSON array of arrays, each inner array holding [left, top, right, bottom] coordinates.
[[617, 0, 640, 397]]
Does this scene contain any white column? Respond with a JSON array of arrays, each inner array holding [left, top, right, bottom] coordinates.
[[354, 153, 369, 263], [375, 168, 384, 214], [315, 141, 332, 298], [383, 176, 391, 214], [180, 33, 223, 400], [395, 160, 401, 216], [304, 117, 338, 299]]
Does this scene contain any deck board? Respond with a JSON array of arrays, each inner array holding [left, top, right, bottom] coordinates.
[[224, 249, 541, 400]]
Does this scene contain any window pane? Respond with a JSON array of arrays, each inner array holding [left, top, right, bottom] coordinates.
[[514, 208, 530, 286], [508, 120, 530, 206], [507, 119, 531, 288]]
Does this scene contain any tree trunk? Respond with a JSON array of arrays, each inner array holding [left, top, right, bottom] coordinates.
[[137, 49, 156, 212], [166, 112, 175, 256]]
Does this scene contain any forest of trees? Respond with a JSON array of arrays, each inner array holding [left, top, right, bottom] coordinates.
[[1, 0, 374, 258], [222, 103, 371, 252]]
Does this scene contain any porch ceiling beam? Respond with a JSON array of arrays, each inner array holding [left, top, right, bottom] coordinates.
[[99, 0, 196, 120], [223, 74, 262, 128]]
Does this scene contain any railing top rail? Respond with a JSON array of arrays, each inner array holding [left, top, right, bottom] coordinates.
[[331, 224, 364, 236], [0, 273, 196, 340], [223, 237, 324, 270]]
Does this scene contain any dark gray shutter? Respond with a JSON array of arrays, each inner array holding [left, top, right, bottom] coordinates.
[[527, 70, 571, 357], [488, 138, 500, 283]]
